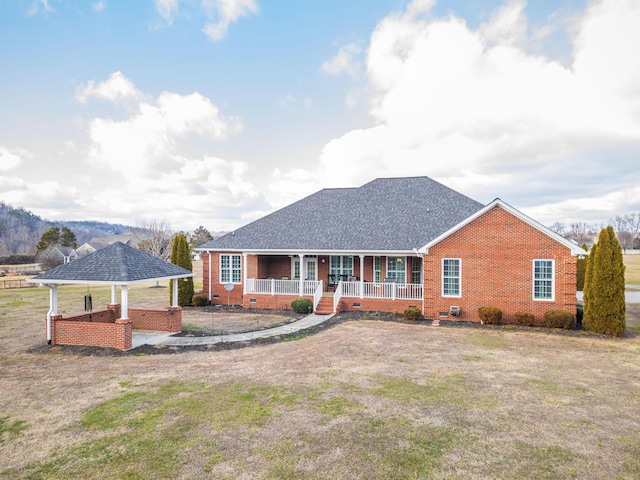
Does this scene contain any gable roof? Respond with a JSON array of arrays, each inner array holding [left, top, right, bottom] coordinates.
[[198, 176, 484, 253], [29, 241, 193, 285], [419, 198, 588, 256]]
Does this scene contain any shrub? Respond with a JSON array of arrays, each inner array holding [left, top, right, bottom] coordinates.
[[478, 306, 502, 325], [515, 311, 535, 326], [192, 294, 208, 307], [582, 226, 626, 337], [403, 307, 421, 321], [543, 310, 575, 329], [291, 298, 313, 314]]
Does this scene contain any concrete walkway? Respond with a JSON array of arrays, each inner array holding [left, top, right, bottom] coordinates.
[[131, 313, 335, 349], [576, 285, 640, 304]]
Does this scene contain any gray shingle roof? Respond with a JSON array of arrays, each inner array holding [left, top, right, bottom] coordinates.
[[198, 176, 484, 252], [30, 241, 193, 284]]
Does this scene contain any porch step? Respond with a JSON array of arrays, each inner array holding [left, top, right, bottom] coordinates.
[[431, 319, 440, 327], [315, 296, 334, 315]]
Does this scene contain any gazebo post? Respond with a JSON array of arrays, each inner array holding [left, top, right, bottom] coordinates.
[[121, 285, 129, 319], [110, 284, 117, 305], [172, 278, 178, 307], [46, 284, 58, 344]]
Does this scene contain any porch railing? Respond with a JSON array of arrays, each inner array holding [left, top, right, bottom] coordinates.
[[342, 281, 423, 300], [313, 281, 324, 311], [246, 278, 321, 296], [245, 278, 422, 303]]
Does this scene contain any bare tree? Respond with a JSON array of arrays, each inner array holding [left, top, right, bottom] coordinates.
[[625, 213, 640, 250], [567, 222, 595, 245], [135, 218, 174, 261], [610, 215, 631, 251], [548, 222, 566, 236]]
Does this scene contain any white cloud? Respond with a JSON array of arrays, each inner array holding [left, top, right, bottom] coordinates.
[[321, 43, 362, 79], [155, 0, 179, 24], [479, 0, 527, 48], [202, 0, 259, 41], [267, 0, 640, 226], [92, 0, 106, 12], [28, 0, 53, 16], [75, 71, 145, 104], [0, 147, 24, 171]]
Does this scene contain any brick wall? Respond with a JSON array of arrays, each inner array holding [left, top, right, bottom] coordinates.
[[130, 307, 182, 333], [49, 305, 182, 350], [424, 204, 577, 324], [50, 315, 132, 350]]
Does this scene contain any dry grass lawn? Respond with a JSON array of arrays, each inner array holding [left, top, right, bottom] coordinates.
[[624, 254, 640, 285], [0, 268, 639, 478]]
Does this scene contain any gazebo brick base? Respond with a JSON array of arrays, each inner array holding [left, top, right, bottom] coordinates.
[[48, 306, 182, 351]]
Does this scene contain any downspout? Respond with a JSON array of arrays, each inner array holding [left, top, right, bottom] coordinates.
[[45, 284, 57, 344]]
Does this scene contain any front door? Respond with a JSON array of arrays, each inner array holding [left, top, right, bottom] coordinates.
[[292, 257, 317, 280]]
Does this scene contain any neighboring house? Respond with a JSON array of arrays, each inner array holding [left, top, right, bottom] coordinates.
[[53, 246, 78, 264], [196, 177, 585, 323], [77, 234, 139, 257]]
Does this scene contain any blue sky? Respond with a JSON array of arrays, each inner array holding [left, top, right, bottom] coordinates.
[[1, 0, 639, 232]]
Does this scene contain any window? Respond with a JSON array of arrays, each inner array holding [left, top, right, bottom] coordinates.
[[386, 257, 406, 283], [220, 254, 241, 284], [374, 256, 381, 283], [533, 259, 554, 300], [442, 258, 461, 297], [330, 256, 353, 279], [412, 257, 423, 284]]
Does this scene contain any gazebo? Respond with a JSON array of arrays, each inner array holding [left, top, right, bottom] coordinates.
[[28, 242, 194, 350]]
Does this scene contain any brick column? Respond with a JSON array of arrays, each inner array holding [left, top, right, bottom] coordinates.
[[50, 314, 63, 345], [167, 306, 182, 333], [115, 318, 132, 350]]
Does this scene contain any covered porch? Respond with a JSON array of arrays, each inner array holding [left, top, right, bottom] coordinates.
[[242, 253, 424, 313]]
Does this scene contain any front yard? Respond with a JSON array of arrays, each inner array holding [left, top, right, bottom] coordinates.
[[0, 269, 639, 478]]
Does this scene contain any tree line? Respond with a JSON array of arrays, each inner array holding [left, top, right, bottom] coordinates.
[[549, 212, 640, 250]]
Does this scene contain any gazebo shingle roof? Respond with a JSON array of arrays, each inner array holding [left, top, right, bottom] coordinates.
[[30, 241, 193, 285]]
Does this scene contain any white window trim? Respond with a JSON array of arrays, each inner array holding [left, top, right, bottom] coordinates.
[[533, 259, 555, 301], [220, 254, 242, 284], [442, 258, 462, 298], [386, 256, 407, 283]]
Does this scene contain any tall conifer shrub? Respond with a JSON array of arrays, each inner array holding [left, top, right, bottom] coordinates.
[[582, 227, 626, 336], [169, 233, 194, 307], [576, 243, 588, 291]]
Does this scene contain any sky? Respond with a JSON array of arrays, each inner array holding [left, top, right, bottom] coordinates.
[[1, 0, 639, 233]]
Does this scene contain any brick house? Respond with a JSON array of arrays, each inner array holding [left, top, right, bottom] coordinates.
[[197, 177, 585, 323]]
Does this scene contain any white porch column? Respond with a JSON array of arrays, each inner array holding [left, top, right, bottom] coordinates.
[[172, 278, 179, 307], [111, 284, 117, 305], [121, 285, 129, 319], [46, 285, 58, 344], [299, 254, 304, 296], [208, 251, 212, 301], [243, 252, 248, 294], [359, 255, 364, 299]]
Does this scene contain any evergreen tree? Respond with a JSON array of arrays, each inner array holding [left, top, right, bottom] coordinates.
[[190, 225, 213, 248], [169, 233, 194, 307], [576, 243, 588, 291], [59, 226, 78, 248], [583, 226, 626, 336], [582, 242, 596, 321], [36, 227, 60, 253]]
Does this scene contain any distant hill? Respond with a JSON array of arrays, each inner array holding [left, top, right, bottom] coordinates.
[[0, 202, 133, 255]]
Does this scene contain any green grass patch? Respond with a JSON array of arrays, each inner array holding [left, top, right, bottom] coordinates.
[[4, 381, 299, 479], [507, 442, 581, 479], [0, 416, 27, 444], [372, 373, 498, 409]]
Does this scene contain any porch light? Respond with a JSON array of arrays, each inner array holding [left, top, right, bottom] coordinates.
[[397, 258, 403, 263]]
